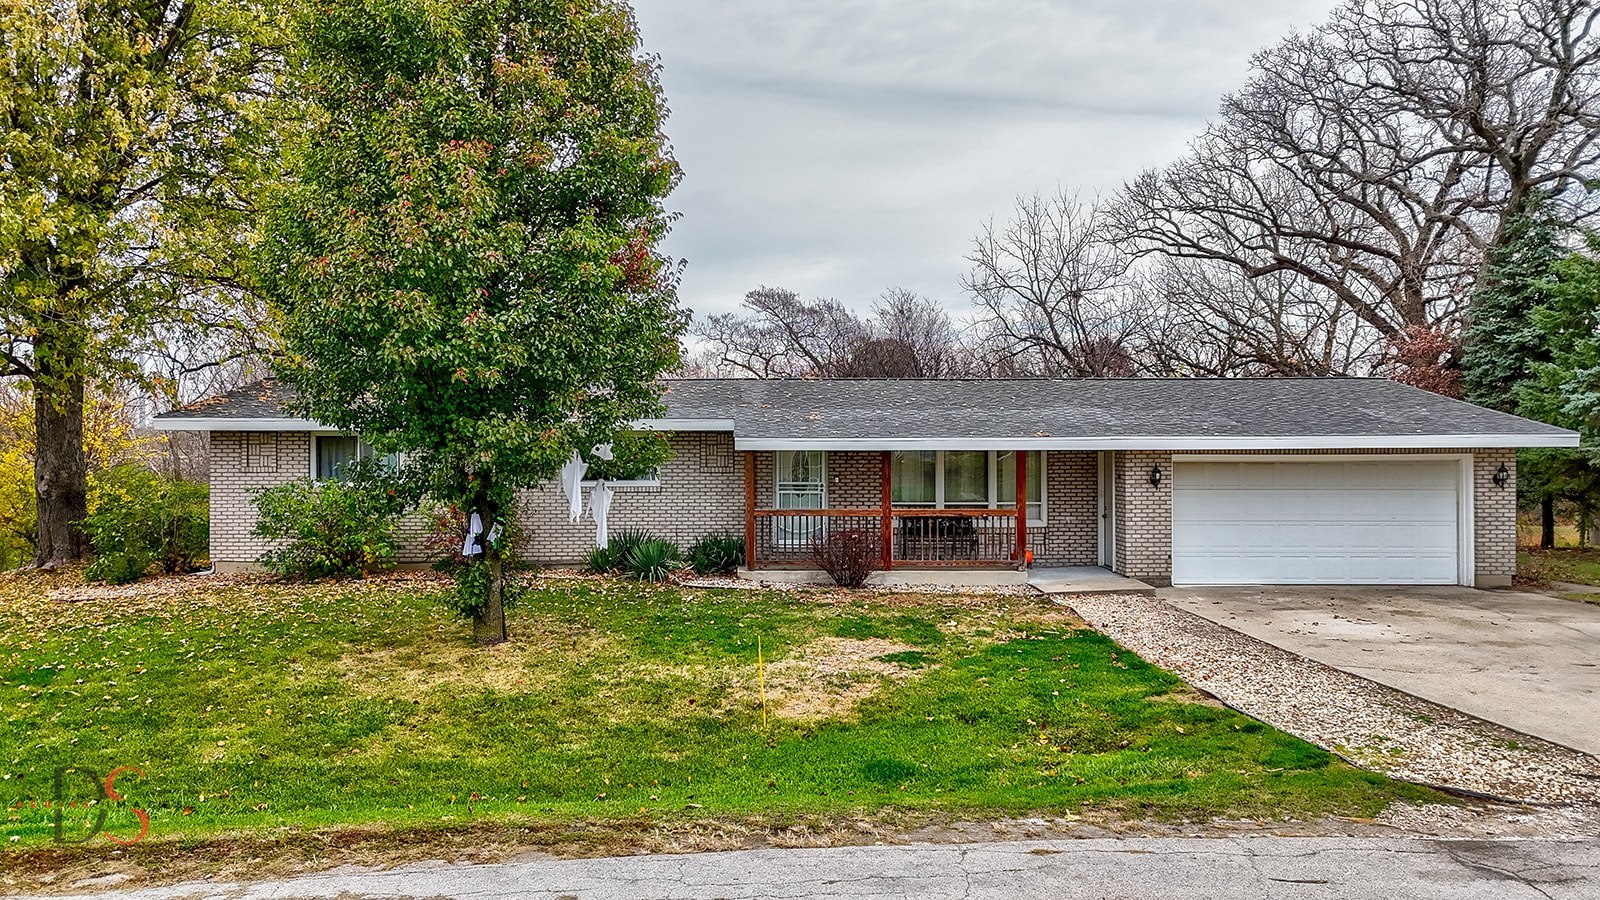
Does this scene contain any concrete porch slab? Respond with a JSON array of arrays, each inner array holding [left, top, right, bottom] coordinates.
[[1028, 566, 1156, 596], [737, 567, 1028, 588]]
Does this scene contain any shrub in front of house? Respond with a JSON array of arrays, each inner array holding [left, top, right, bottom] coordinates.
[[687, 533, 744, 576], [83, 465, 209, 584], [811, 527, 880, 588], [623, 538, 681, 583], [251, 462, 405, 580], [583, 527, 654, 574]]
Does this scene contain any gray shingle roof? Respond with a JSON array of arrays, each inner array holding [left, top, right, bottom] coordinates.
[[157, 379, 307, 421], [156, 377, 1577, 448]]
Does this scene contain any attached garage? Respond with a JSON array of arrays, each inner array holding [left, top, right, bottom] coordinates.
[[1170, 457, 1470, 586]]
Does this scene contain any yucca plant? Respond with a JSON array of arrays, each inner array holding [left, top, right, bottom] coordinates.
[[585, 528, 655, 573], [688, 533, 745, 576], [624, 538, 681, 583]]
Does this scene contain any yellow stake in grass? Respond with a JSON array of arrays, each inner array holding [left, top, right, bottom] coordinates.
[[757, 634, 768, 729]]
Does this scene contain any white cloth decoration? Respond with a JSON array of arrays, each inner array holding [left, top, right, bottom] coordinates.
[[592, 443, 615, 461], [485, 522, 501, 549], [559, 451, 587, 522], [461, 511, 484, 558], [590, 480, 614, 549]]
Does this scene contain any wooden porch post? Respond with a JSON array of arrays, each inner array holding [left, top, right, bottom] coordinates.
[[880, 451, 893, 570], [744, 451, 757, 571], [1015, 451, 1028, 569]]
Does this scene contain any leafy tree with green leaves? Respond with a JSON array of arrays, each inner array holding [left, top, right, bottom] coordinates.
[[262, 0, 684, 643], [0, 0, 285, 566]]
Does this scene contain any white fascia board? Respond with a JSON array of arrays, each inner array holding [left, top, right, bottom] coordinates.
[[733, 433, 1580, 451], [153, 415, 738, 434], [633, 417, 736, 432], [150, 416, 325, 432]]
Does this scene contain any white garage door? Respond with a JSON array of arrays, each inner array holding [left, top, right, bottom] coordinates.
[[1171, 459, 1464, 585]]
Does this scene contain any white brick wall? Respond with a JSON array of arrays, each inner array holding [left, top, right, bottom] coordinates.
[[209, 431, 746, 570], [208, 435, 1520, 585], [513, 432, 745, 563], [1473, 449, 1517, 586], [211, 431, 312, 569], [1113, 449, 1171, 584], [1111, 448, 1519, 587], [1038, 451, 1098, 566]]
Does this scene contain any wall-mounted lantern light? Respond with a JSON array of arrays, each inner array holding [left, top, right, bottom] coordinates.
[[1492, 463, 1510, 489], [1149, 465, 1163, 488]]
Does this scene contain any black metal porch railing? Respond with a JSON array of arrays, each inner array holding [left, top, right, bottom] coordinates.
[[749, 508, 1024, 569]]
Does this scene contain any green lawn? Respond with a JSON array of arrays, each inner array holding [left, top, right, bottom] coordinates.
[[0, 570, 1436, 858]]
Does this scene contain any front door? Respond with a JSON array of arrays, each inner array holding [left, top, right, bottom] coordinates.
[[774, 450, 827, 553]]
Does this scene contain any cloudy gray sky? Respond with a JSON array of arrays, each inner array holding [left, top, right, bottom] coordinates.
[[631, 0, 1338, 324]]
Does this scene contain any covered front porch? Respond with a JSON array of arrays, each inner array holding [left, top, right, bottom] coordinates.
[[740, 448, 1109, 572]]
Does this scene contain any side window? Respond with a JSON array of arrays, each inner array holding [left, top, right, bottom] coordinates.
[[315, 436, 359, 480], [315, 436, 400, 481]]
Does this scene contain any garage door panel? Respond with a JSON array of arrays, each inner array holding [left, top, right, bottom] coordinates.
[[1172, 459, 1463, 585]]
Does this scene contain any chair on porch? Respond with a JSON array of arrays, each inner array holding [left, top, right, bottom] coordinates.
[[897, 514, 979, 562]]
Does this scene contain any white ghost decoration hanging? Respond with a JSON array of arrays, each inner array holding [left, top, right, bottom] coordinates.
[[590, 480, 615, 550], [461, 511, 484, 558], [558, 451, 587, 523]]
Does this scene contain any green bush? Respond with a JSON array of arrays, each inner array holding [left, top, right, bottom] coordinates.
[[83, 465, 209, 584], [582, 544, 618, 574], [623, 538, 680, 583], [687, 532, 744, 576], [86, 552, 150, 586], [251, 461, 405, 580], [584, 527, 654, 573]]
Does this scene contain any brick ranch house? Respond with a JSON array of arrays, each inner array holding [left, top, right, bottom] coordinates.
[[153, 377, 1577, 588]]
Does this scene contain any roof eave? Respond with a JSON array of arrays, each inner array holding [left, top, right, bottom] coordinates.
[[150, 416, 325, 432], [151, 415, 738, 433], [731, 433, 1580, 451]]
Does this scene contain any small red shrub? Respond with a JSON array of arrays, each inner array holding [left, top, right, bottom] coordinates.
[[810, 527, 881, 588]]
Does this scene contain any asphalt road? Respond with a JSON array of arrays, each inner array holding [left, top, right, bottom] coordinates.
[[27, 838, 1600, 899]]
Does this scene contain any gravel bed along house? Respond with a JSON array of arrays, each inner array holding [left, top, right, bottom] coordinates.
[[1067, 595, 1600, 806]]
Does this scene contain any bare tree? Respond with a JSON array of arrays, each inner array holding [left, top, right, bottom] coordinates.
[[1336, 0, 1600, 244], [963, 192, 1148, 376], [852, 288, 975, 377], [691, 286, 976, 378], [1142, 258, 1385, 376], [692, 287, 867, 378], [1107, 0, 1600, 374]]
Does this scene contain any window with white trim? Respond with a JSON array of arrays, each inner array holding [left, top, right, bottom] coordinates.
[[580, 467, 661, 490], [314, 436, 401, 481], [890, 450, 1046, 525]]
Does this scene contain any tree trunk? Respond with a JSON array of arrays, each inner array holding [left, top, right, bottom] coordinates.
[[468, 481, 507, 646], [31, 368, 87, 569], [1541, 497, 1556, 550], [472, 552, 507, 645]]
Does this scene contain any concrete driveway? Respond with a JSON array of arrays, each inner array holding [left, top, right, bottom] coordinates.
[[1161, 586, 1600, 756]]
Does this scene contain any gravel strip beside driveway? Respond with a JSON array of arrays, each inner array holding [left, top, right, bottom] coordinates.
[[1067, 595, 1600, 805]]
